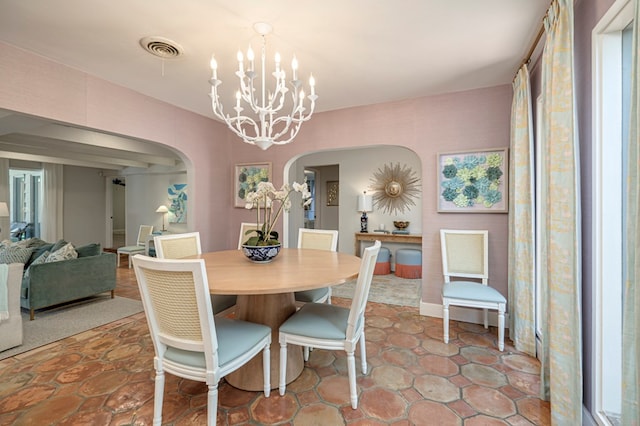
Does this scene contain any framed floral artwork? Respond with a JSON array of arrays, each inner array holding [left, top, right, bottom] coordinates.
[[234, 162, 272, 208], [437, 148, 509, 213]]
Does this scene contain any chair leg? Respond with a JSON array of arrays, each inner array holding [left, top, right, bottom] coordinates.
[[279, 342, 287, 396], [207, 382, 218, 426], [359, 332, 368, 375], [347, 350, 358, 409], [327, 287, 332, 305], [128, 254, 133, 269], [303, 346, 310, 361], [117, 252, 121, 267], [153, 370, 165, 426], [483, 308, 488, 329], [498, 308, 505, 351], [443, 302, 450, 344], [263, 344, 271, 397]]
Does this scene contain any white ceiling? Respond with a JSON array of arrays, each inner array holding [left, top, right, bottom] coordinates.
[[0, 0, 548, 169]]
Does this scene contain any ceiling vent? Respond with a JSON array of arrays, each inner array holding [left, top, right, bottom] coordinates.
[[139, 36, 184, 59]]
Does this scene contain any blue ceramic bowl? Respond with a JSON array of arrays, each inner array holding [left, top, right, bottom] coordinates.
[[241, 244, 281, 263]]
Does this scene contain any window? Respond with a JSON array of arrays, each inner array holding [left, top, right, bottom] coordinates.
[[592, 0, 632, 424], [9, 168, 42, 239]]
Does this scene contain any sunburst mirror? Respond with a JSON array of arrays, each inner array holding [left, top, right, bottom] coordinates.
[[370, 162, 421, 215]]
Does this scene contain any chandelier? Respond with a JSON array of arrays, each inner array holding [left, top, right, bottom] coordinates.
[[209, 23, 317, 151]]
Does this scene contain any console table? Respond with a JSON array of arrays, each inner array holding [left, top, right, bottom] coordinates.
[[354, 232, 422, 256]]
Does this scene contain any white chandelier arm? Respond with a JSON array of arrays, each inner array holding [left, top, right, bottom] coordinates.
[[210, 93, 261, 142]]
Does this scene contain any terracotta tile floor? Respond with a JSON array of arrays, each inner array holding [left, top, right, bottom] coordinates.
[[0, 265, 551, 425]]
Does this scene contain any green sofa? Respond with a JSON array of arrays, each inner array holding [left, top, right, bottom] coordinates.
[[20, 242, 117, 320]]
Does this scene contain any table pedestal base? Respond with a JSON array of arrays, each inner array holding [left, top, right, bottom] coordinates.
[[225, 293, 303, 391]]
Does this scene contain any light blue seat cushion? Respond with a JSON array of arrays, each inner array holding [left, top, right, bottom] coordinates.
[[442, 281, 506, 304], [396, 249, 422, 266], [376, 247, 391, 262], [294, 288, 329, 303], [280, 303, 352, 340], [163, 317, 270, 368], [117, 245, 144, 253]]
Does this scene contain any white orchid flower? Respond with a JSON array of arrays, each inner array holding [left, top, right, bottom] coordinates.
[[242, 179, 315, 246]]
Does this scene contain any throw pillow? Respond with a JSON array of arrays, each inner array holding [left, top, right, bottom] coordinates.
[[50, 239, 68, 253], [75, 243, 101, 258], [13, 239, 31, 248], [45, 242, 78, 263], [24, 238, 49, 249], [25, 243, 55, 268], [23, 250, 50, 279], [0, 245, 34, 264]]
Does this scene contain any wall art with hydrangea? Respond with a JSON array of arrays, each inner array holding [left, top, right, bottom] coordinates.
[[234, 162, 272, 207], [437, 148, 508, 213]]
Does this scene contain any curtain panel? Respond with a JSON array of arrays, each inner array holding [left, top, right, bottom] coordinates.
[[0, 159, 9, 241], [508, 64, 536, 357], [538, 0, 583, 424], [41, 163, 63, 242]]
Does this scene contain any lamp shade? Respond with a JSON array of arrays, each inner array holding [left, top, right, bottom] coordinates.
[[155, 205, 169, 213], [357, 193, 373, 212], [0, 202, 8, 217]]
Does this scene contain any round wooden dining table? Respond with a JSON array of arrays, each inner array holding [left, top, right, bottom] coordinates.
[[192, 248, 362, 391]]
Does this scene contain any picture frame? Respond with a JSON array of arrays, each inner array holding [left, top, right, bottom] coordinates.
[[167, 183, 187, 223], [326, 181, 339, 206], [234, 162, 272, 208], [437, 147, 509, 213]]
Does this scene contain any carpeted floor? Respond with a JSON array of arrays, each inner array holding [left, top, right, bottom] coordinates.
[[0, 295, 143, 360], [331, 273, 421, 307]]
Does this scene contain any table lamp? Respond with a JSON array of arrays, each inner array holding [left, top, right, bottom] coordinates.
[[0, 202, 8, 234], [357, 192, 373, 233], [155, 205, 169, 231]]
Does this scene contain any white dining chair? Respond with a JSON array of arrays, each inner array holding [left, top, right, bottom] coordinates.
[[440, 229, 506, 351], [278, 240, 381, 409], [132, 255, 271, 426], [294, 228, 339, 306], [153, 232, 236, 316], [117, 225, 153, 268], [154, 232, 201, 259]]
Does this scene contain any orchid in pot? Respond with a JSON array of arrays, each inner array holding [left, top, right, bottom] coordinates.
[[242, 180, 312, 261]]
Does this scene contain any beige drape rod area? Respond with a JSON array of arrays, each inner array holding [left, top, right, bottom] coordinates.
[[514, 3, 552, 79]]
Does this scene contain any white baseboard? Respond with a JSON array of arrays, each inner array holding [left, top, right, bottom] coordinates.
[[419, 301, 510, 328]]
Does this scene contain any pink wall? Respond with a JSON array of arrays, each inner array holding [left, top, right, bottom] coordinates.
[[229, 86, 513, 305], [0, 40, 512, 306], [0, 41, 231, 252]]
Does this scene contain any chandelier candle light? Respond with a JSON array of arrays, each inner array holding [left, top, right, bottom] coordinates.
[[209, 22, 317, 151]]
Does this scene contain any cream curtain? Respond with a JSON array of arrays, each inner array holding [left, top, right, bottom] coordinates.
[[41, 163, 63, 242], [622, 1, 640, 423], [508, 64, 536, 357], [538, 0, 582, 424], [0, 159, 9, 241]]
